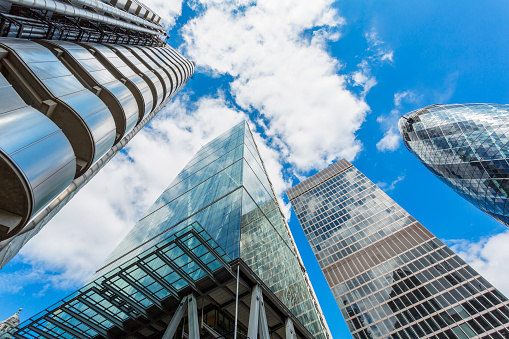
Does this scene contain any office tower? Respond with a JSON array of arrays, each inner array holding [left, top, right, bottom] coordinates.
[[0, 0, 193, 267], [7, 121, 331, 339], [287, 159, 509, 339], [399, 103, 509, 227]]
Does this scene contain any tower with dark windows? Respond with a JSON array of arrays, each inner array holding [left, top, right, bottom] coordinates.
[[7, 122, 332, 339], [0, 0, 194, 268], [399, 103, 509, 227], [287, 159, 509, 339]]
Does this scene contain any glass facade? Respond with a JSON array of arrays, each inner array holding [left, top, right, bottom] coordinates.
[[12, 221, 235, 338], [89, 121, 330, 338], [399, 104, 509, 226], [288, 159, 509, 339]]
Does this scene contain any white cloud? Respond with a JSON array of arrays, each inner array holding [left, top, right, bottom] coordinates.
[[365, 29, 394, 64], [182, 0, 369, 172], [376, 127, 400, 152], [349, 29, 393, 98], [376, 174, 405, 191], [376, 90, 420, 152], [445, 230, 509, 297], [351, 60, 377, 97], [380, 51, 394, 63]]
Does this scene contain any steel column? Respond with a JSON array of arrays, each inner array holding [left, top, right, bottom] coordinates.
[[247, 284, 270, 339], [285, 318, 297, 339], [187, 294, 200, 339], [162, 295, 188, 339]]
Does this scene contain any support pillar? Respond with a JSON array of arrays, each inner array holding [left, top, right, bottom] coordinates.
[[187, 293, 200, 339], [247, 284, 270, 339], [162, 295, 188, 339], [285, 318, 297, 339]]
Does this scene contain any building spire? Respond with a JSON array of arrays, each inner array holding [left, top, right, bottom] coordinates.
[[0, 308, 22, 335]]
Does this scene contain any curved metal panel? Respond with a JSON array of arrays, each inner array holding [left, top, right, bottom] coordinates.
[[141, 47, 178, 97], [107, 44, 164, 110], [39, 40, 139, 142], [0, 72, 75, 240], [156, 47, 184, 88], [58, 91, 116, 163], [165, 46, 192, 79], [126, 1, 140, 15], [0, 38, 116, 176], [149, 47, 181, 94], [81, 42, 153, 121], [125, 46, 173, 99]]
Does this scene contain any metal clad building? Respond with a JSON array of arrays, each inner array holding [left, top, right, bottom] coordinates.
[[287, 159, 509, 339], [399, 104, 509, 227], [0, 0, 193, 267], [7, 122, 331, 339]]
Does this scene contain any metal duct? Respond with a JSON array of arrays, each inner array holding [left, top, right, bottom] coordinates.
[[5, 0, 162, 36], [69, 0, 164, 32]]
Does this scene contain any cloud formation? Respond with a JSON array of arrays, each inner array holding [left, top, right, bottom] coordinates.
[[376, 90, 419, 152], [350, 29, 394, 97], [182, 0, 369, 172], [446, 230, 509, 297], [376, 174, 405, 192]]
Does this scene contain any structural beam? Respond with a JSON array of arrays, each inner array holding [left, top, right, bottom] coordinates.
[[187, 294, 200, 339], [247, 284, 270, 339], [285, 318, 297, 339], [60, 307, 108, 336], [138, 263, 180, 299], [162, 295, 188, 339]]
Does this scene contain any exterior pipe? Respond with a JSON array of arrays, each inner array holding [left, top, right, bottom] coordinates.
[[5, 0, 161, 36], [69, 0, 164, 32]]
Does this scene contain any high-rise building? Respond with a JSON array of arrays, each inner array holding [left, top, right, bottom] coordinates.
[[287, 159, 509, 339], [399, 103, 509, 227], [7, 121, 331, 339], [0, 0, 194, 267]]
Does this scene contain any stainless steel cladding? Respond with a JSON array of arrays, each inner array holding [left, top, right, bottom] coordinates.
[[39, 40, 140, 143], [0, 38, 116, 177], [109, 45, 165, 109], [83, 42, 154, 119], [68, 0, 164, 32], [0, 72, 76, 240], [147, 47, 180, 93], [4, 0, 162, 36], [0, 36, 194, 266], [99, 0, 162, 25], [123, 45, 173, 99]]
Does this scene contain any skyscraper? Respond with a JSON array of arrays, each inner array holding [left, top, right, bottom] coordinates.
[[0, 0, 193, 267], [399, 103, 509, 227], [8, 121, 331, 339], [287, 159, 509, 338]]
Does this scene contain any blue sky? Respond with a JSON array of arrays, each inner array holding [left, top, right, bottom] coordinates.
[[1, 1, 509, 338]]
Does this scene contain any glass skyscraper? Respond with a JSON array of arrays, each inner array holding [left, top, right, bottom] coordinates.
[[10, 121, 331, 339], [0, 0, 193, 267], [287, 159, 509, 339], [399, 103, 509, 227]]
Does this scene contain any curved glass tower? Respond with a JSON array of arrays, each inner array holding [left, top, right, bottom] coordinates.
[[399, 104, 509, 226]]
